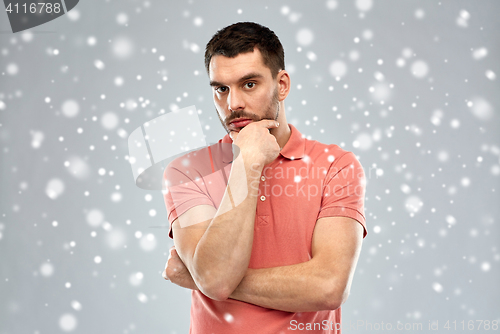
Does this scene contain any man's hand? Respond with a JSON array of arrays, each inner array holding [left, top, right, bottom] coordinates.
[[229, 120, 280, 167], [163, 246, 198, 291]]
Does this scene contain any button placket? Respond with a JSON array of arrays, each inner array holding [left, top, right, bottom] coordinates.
[[256, 167, 270, 225]]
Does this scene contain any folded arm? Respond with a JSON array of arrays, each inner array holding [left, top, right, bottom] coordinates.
[[229, 216, 363, 312], [165, 216, 364, 312], [170, 156, 262, 301]]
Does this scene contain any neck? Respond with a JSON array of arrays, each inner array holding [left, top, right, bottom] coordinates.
[[270, 101, 291, 149], [271, 123, 291, 150]]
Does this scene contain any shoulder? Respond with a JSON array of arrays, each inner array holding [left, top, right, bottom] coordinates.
[[163, 138, 231, 186], [303, 137, 359, 168]]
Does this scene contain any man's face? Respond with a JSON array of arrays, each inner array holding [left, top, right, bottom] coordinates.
[[209, 47, 280, 134]]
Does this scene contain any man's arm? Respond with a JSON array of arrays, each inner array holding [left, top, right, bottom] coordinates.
[[229, 216, 363, 312], [169, 120, 280, 301], [165, 216, 363, 312]]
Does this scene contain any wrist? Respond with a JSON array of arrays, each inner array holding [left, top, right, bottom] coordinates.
[[244, 161, 265, 181]]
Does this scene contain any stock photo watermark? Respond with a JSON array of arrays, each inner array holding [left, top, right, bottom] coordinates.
[[3, 0, 80, 33], [289, 319, 499, 331]]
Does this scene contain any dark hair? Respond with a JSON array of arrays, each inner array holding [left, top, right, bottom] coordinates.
[[204, 22, 285, 78]]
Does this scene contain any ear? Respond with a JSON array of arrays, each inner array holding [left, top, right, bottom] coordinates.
[[276, 70, 291, 102]]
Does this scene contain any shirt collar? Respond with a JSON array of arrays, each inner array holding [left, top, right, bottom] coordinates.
[[278, 123, 305, 160], [220, 123, 305, 161]]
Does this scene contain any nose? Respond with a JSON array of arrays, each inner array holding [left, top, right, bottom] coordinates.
[[228, 89, 245, 112]]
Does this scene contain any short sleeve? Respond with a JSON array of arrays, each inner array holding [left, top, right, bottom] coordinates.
[[163, 163, 215, 239], [318, 151, 367, 238]]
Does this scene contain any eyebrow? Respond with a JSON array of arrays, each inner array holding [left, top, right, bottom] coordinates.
[[209, 72, 264, 87]]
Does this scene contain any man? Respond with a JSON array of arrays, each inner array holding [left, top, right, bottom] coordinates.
[[162, 22, 367, 333]]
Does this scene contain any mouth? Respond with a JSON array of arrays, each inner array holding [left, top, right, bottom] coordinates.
[[229, 118, 253, 129]]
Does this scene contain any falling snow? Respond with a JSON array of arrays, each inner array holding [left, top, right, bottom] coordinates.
[[59, 313, 78, 332], [0, 2, 498, 334]]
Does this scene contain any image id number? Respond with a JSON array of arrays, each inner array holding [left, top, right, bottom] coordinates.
[[6, 2, 62, 14]]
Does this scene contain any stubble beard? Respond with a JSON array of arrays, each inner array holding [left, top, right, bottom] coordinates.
[[217, 87, 280, 135]]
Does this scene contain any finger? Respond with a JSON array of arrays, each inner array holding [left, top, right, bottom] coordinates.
[[168, 248, 178, 261], [256, 119, 279, 129], [169, 246, 176, 256]]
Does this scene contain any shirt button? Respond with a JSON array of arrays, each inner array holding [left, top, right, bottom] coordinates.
[[261, 176, 266, 181], [260, 195, 266, 201]]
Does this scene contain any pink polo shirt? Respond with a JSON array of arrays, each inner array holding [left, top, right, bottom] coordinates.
[[163, 123, 367, 334]]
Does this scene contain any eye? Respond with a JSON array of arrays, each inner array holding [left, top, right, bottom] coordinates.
[[215, 86, 228, 94], [245, 82, 256, 89]]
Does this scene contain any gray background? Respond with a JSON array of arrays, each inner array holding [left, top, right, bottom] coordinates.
[[1, 0, 499, 333]]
